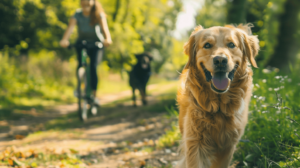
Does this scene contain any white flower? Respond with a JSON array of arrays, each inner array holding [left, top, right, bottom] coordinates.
[[263, 69, 271, 74], [262, 79, 267, 83]]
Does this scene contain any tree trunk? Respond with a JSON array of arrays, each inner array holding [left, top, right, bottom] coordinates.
[[112, 0, 121, 22], [121, 0, 130, 24], [226, 0, 247, 24], [266, 0, 300, 71]]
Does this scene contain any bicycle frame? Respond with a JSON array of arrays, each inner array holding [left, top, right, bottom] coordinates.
[[74, 41, 103, 121], [81, 49, 92, 100]]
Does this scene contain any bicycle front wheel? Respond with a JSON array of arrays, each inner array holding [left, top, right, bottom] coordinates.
[[77, 67, 88, 122]]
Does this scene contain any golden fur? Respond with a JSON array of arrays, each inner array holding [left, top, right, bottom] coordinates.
[[176, 24, 259, 168]]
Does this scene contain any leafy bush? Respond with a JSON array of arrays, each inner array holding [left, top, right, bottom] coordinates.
[[0, 50, 76, 108]]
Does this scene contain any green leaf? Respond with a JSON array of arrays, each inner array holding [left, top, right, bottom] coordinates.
[[245, 154, 254, 162]]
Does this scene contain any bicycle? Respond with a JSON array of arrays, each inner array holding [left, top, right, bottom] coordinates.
[[69, 40, 103, 121]]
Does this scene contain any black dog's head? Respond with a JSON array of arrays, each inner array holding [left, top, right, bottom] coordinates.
[[135, 52, 153, 70]]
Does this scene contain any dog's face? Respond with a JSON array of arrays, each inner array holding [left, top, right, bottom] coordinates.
[[136, 53, 152, 69], [184, 24, 259, 94], [141, 56, 150, 69]]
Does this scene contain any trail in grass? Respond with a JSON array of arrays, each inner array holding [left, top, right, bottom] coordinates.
[[0, 82, 180, 168]]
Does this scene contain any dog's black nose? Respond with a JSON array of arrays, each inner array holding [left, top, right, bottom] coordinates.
[[213, 56, 228, 67]]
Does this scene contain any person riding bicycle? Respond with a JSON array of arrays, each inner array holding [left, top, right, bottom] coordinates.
[[60, 0, 112, 105]]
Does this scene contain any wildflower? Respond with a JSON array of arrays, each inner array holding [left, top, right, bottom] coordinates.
[[253, 95, 257, 98], [274, 88, 280, 91], [255, 83, 260, 88], [268, 88, 272, 91], [262, 69, 271, 74], [262, 79, 267, 83], [275, 76, 281, 79]]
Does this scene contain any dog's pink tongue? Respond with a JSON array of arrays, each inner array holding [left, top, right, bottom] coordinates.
[[212, 76, 230, 91]]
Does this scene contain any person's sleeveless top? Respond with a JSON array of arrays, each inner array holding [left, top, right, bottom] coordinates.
[[73, 9, 104, 42]]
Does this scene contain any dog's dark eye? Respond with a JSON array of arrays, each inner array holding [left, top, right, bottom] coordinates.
[[227, 42, 235, 48], [204, 43, 212, 49]]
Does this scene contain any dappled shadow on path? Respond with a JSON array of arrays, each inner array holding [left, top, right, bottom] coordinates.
[[0, 83, 179, 167]]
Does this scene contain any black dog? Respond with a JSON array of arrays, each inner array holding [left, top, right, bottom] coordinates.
[[129, 52, 153, 107]]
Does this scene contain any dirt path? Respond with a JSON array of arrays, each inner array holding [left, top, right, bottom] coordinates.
[[0, 82, 180, 168]]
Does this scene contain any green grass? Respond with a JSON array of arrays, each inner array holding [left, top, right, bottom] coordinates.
[[0, 51, 77, 109], [233, 68, 300, 167], [155, 106, 181, 151], [97, 72, 173, 95]]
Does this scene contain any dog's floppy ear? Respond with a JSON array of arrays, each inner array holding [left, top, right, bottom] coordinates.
[[183, 25, 203, 69], [237, 24, 260, 68], [243, 33, 259, 68]]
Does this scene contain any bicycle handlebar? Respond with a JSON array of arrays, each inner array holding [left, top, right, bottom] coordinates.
[[68, 40, 103, 49]]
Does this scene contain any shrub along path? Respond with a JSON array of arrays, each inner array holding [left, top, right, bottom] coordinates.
[[0, 82, 180, 168]]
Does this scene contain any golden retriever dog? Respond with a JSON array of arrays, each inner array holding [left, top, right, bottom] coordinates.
[[176, 24, 259, 168]]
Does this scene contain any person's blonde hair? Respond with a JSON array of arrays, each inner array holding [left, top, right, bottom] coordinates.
[[90, 0, 106, 26]]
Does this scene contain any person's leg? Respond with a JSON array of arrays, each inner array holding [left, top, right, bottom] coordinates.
[[88, 47, 104, 98]]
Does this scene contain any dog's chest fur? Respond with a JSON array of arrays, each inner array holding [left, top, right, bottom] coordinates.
[[189, 97, 245, 149], [182, 74, 249, 149]]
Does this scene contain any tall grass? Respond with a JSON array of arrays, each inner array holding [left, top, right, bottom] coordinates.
[[234, 68, 300, 167], [0, 50, 77, 107]]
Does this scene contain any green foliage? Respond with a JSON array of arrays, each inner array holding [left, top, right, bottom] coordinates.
[[233, 68, 300, 167], [0, 0, 183, 72], [227, 0, 247, 24], [100, 0, 183, 72], [157, 107, 181, 149], [195, 0, 298, 68], [0, 50, 76, 108], [195, 0, 227, 28], [247, 0, 286, 67]]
